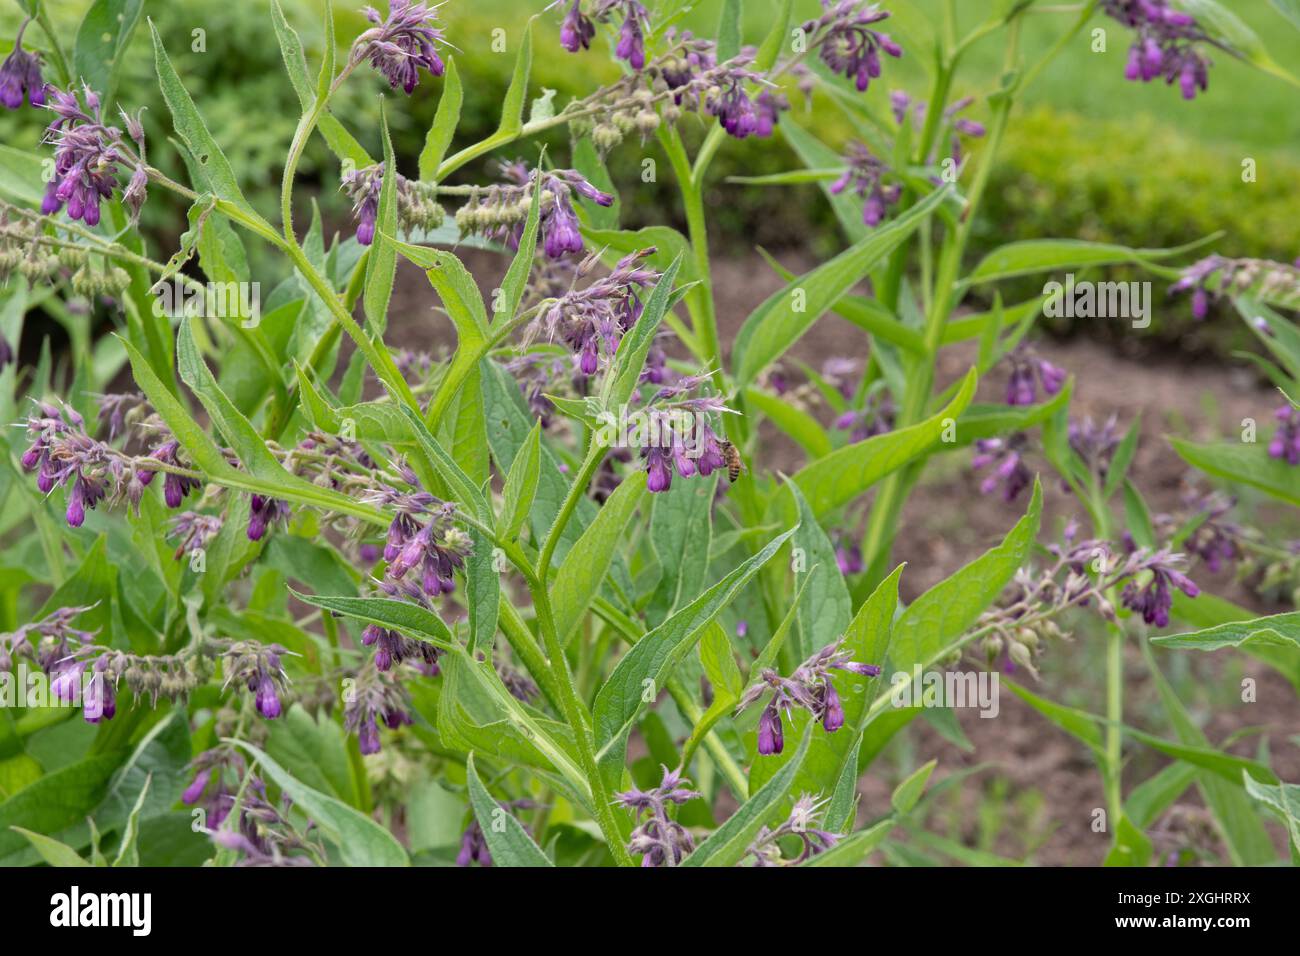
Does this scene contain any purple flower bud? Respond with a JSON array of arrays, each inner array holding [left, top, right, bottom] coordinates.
[[183, 768, 212, 805], [255, 674, 282, 719], [758, 702, 784, 755], [821, 680, 844, 732]]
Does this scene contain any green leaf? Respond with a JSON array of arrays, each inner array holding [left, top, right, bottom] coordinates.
[[0, 754, 123, 863], [601, 255, 683, 411], [779, 119, 867, 244], [491, 162, 543, 328], [681, 726, 813, 867], [148, 19, 253, 213], [790, 482, 852, 662], [8, 827, 91, 867], [465, 525, 500, 656], [890, 759, 937, 815], [964, 238, 1204, 285], [776, 367, 977, 519], [1153, 611, 1300, 651], [394, 401, 492, 521], [112, 774, 152, 867], [1243, 774, 1300, 855], [593, 525, 799, 782], [551, 472, 647, 644], [745, 387, 833, 459], [733, 187, 950, 386], [802, 817, 893, 866], [169, 321, 382, 523], [465, 753, 553, 866], [1182, 0, 1300, 87], [645, 472, 718, 628], [73, 0, 144, 105], [716, 0, 743, 61], [890, 481, 1042, 672], [230, 741, 409, 866], [271, 0, 372, 166], [1170, 438, 1300, 507], [289, 590, 458, 652], [498, 422, 542, 541]]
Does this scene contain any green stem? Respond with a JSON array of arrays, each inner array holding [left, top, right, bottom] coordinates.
[[536, 443, 603, 584]]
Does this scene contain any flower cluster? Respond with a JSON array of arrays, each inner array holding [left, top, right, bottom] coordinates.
[[834, 387, 895, 441], [1120, 548, 1200, 627], [559, 0, 650, 68], [363, 475, 473, 602], [455, 161, 614, 260], [527, 248, 660, 376], [186, 747, 324, 866], [890, 91, 988, 167], [340, 162, 444, 246], [221, 640, 290, 719], [737, 639, 881, 755], [41, 84, 148, 226], [353, 581, 445, 674], [343, 662, 414, 754], [745, 794, 840, 865], [617, 766, 700, 866], [1269, 404, 1300, 466], [574, 32, 783, 147], [830, 142, 900, 228], [623, 376, 734, 493], [803, 0, 902, 93], [0, 19, 45, 110], [20, 401, 197, 525], [168, 511, 225, 559], [352, 0, 447, 93], [1102, 0, 1212, 99], [1068, 414, 1123, 483], [972, 433, 1033, 503], [1002, 344, 1067, 406]]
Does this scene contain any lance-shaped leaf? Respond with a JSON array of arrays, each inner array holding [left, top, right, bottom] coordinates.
[[120, 329, 383, 525], [733, 186, 950, 387], [74, 0, 144, 106], [551, 472, 647, 645], [789, 481, 853, 662], [645, 472, 718, 628], [465, 753, 553, 867], [600, 254, 684, 411], [231, 742, 409, 866], [594, 525, 799, 783], [680, 726, 813, 867], [1153, 611, 1300, 652], [498, 421, 541, 541], [419, 56, 462, 179], [271, 0, 372, 166], [963, 237, 1211, 286], [1171, 438, 1300, 508], [773, 368, 977, 520], [149, 20, 253, 214], [394, 402, 492, 522], [289, 590, 458, 652]]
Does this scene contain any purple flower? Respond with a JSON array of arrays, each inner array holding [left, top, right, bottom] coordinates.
[[558, 0, 596, 52], [247, 495, 290, 541], [457, 163, 613, 261], [830, 142, 900, 228], [614, 2, 649, 70], [150, 440, 200, 508], [1120, 548, 1199, 627], [456, 821, 493, 866], [0, 19, 45, 110], [972, 435, 1032, 502], [40, 84, 147, 226], [1103, 0, 1211, 99], [353, 0, 447, 93], [805, 0, 902, 93], [343, 665, 414, 755], [1002, 345, 1067, 406], [737, 639, 880, 756], [1269, 405, 1300, 466], [617, 766, 700, 866]]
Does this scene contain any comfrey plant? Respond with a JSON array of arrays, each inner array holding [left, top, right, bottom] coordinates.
[[0, 0, 1296, 872]]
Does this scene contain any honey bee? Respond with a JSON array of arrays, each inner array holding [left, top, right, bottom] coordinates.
[[720, 440, 743, 482]]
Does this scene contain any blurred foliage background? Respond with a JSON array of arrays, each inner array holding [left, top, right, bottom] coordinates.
[[2, 0, 1298, 346]]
